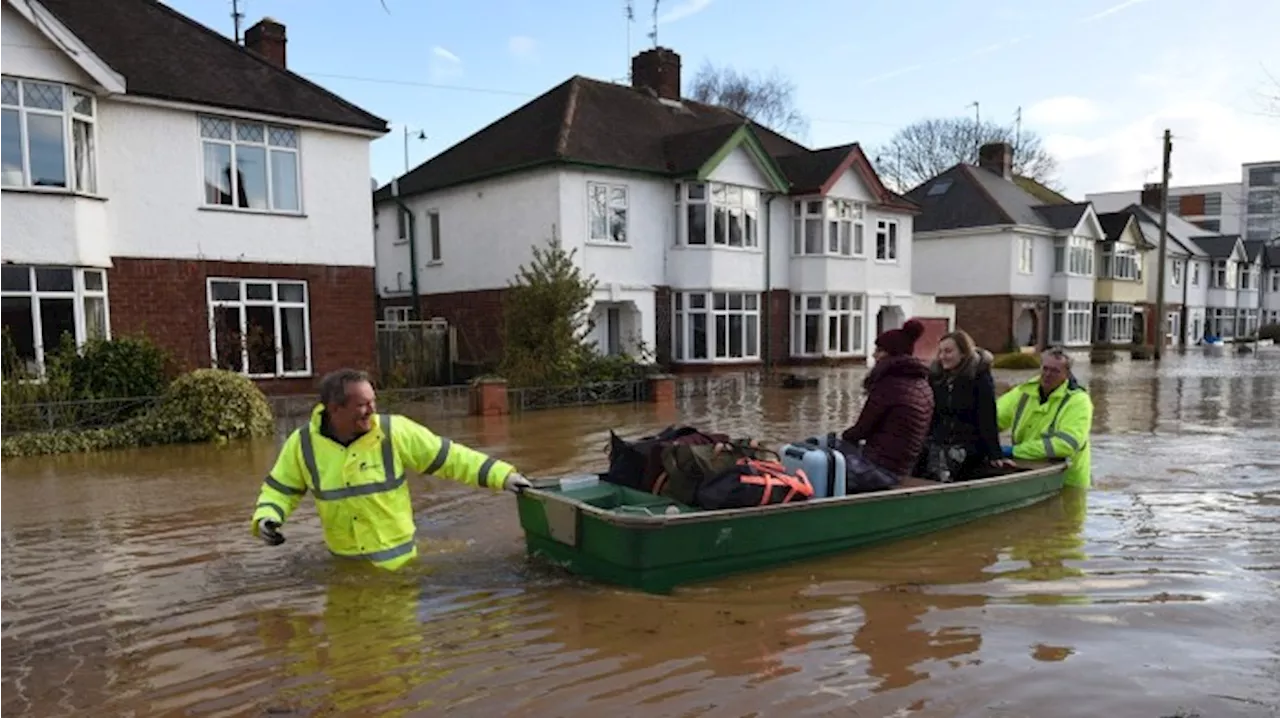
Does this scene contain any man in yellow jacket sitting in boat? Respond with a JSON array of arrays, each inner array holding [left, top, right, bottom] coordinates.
[[249, 368, 530, 570], [996, 346, 1094, 488]]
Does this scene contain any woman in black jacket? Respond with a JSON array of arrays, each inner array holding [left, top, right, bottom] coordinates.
[[915, 330, 1014, 481]]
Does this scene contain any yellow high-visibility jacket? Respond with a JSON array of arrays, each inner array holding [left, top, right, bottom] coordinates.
[[996, 376, 1094, 489], [250, 405, 516, 570]]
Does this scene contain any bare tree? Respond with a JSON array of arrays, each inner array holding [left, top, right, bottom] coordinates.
[[872, 117, 1061, 192], [687, 61, 809, 139]]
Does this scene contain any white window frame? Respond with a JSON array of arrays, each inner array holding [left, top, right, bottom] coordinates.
[[1191, 262, 1201, 287], [1212, 260, 1235, 289], [206, 277, 312, 378], [0, 265, 110, 376], [1050, 300, 1092, 346], [1018, 237, 1034, 274], [1170, 259, 1183, 286], [1100, 242, 1139, 280], [1209, 308, 1235, 338], [587, 181, 628, 243], [677, 182, 760, 249], [427, 210, 442, 262], [671, 290, 760, 362], [1053, 235, 1095, 276], [1094, 302, 1134, 345], [1270, 269, 1280, 293], [1, 76, 97, 193], [791, 293, 865, 357], [198, 114, 302, 214], [383, 306, 412, 324], [791, 197, 865, 257], [395, 207, 412, 245], [874, 219, 899, 262]]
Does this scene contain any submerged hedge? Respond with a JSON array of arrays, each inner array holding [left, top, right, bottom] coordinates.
[[2, 369, 275, 458], [991, 351, 1042, 370]]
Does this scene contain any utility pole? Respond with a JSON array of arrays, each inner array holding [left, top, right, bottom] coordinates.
[[403, 126, 426, 174], [1153, 128, 1173, 360], [1013, 106, 1022, 162], [231, 0, 244, 44], [624, 0, 635, 81]]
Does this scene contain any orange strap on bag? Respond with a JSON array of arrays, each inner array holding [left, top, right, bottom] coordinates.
[[734, 458, 814, 505]]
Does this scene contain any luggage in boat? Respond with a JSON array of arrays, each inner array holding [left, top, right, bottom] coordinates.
[[779, 435, 847, 499], [653, 440, 771, 505], [695, 456, 814, 510], [604, 425, 730, 492]]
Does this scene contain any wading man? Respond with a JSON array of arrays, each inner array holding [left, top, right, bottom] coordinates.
[[996, 346, 1094, 488], [250, 368, 530, 570]]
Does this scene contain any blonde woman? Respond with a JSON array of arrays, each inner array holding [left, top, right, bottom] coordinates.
[[915, 330, 1014, 481]]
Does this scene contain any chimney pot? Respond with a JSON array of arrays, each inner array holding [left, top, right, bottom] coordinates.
[[245, 17, 287, 69], [631, 47, 682, 101], [978, 142, 1014, 180], [1140, 183, 1164, 210]]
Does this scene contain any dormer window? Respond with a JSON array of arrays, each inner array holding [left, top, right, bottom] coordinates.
[[1, 77, 96, 193]]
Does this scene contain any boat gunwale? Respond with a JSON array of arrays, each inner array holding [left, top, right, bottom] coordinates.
[[522, 461, 1066, 529]]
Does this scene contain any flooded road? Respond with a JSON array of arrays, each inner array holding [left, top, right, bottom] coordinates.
[[3, 351, 1278, 717]]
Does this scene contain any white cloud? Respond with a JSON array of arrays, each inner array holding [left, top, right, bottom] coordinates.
[[658, 0, 713, 24], [1079, 0, 1152, 24], [431, 46, 461, 64], [507, 35, 537, 61], [1026, 96, 1103, 126]]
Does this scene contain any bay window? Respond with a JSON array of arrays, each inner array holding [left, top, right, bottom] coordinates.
[[1208, 308, 1235, 338], [792, 293, 865, 356], [792, 198, 864, 256], [1100, 243, 1139, 280], [677, 182, 759, 248], [1018, 237, 1034, 274], [207, 278, 311, 377], [671, 290, 759, 361], [1050, 301, 1092, 345], [200, 115, 301, 212], [1212, 260, 1234, 289], [1238, 264, 1257, 291], [1094, 303, 1134, 344], [1, 265, 109, 376], [1053, 236, 1094, 276], [1, 77, 96, 192]]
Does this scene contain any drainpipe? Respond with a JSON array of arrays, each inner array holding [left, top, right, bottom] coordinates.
[[390, 179, 422, 319], [761, 191, 776, 376]]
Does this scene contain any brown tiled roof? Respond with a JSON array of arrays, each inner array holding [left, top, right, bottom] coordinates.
[[1013, 175, 1074, 205], [908, 164, 1088, 232], [375, 75, 914, 212], [38, 0, 387, 133]]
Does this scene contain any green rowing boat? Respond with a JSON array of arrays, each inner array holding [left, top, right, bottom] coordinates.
[[516, 462, 1068, 594]]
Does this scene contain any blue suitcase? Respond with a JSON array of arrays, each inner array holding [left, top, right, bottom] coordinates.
[[779, 437, 847, 499]]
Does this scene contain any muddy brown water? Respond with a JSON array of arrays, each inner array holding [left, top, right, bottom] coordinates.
[[3, 352, 1278, 718]]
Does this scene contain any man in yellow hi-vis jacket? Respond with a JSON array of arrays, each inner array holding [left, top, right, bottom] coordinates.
[[996, 347, 1094, 489], [250, 368, 530, 570]]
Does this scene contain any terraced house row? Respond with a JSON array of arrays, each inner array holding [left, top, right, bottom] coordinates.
[[907, 146, 1279, 352], [373, 47, 956, 370]]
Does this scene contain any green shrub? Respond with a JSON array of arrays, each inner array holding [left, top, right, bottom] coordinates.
[[65, 334, 173, 399], [2, 368, 274, 458], [1258, 323, 1280, 342], [991, 351, 1042, 370]]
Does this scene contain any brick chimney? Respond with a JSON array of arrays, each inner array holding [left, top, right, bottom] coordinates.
[[631, 47, 681, 100], [978, 142, 1014, 180], [245, 17, 287, 69], [1140, 183, 1164, 210]]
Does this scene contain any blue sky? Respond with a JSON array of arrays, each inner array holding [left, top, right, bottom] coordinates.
[[165, 0, 1280, 197]]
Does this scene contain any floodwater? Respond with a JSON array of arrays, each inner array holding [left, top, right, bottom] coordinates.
[[3, 351, 1278, 718]]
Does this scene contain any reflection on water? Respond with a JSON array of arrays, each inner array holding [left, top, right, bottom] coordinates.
[[3, 352, 1279, 717]]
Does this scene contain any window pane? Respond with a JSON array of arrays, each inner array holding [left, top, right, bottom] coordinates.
[[728, 293, 743, 311], [746, 315, 757, 356], [236, 122, 265, 143], [728, 208, 743, 247], [713, 206, 728, 245], [806, 296, 822, 310], [610, 188, 627, 242], [728, 314, 743, 357], [839, 314, 851, 352], [211, 281, 240, 301], [83, 270, 104, 292], [691, 313, 707, 359], [35, 267, 73, 292], [804, 314, 820, 354], [73, 118, 95, 193], [715, 315, 728, 357], [1, 79, 18, 105], [2, 266, 30, 291], [827, 315, 838, 353], [246, 283, 273, 300], [213, 306, 244, 372], [39, 297, 75, 352], [278, 283, 305, 303], [27, 114, 67, 188], [71, 91, 93, 117], [689, 293, 705, 309], [674, 313, 684, 359], [23, 81, 63, 110], [281, 306, 307, 372], [852, 315, 864, 352], [1, 296, 36, 371], [686, 203, 706, 244], [713, 292, 727, 310], [268, 126, 298, 148], [2, 108, 22, 186], [83, 295, 107, 340], [203, 142, 233, 205], [588, 184, 608, 239], [745, 294, 757, 311], [245, 305, 277, 374], [234, 144, 268, 209], [269, 149, 299, 211], [805, 219, 822, 253]]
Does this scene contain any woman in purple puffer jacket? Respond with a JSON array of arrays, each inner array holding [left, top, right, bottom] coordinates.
[[839, 319, 935, 491]]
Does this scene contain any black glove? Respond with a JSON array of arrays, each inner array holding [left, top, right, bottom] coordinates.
[[257, 519, 285, 546]]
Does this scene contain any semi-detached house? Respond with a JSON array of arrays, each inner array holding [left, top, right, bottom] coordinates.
[[1, 0, 388, 393], [373, 47, 953, 370]]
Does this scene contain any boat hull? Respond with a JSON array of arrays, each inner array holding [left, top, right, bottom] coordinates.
[[516, 463, 1067, 594]]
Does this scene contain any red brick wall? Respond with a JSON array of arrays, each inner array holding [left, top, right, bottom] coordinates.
[[765, 289, 791, 368], [108, 258, 374, 395], [654, 285, 672, 364], [911, 316, 951, 361], [382, 289, 507, 365], [941, 294, 1049, 353]]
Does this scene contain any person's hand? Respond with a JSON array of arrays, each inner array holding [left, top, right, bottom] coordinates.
[[505, 473, 532, 494], [989, 457, 1017, 469], [257, 518, 285, 546]]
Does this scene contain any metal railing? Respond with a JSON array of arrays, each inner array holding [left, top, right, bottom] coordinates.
[[1, 395, 161, 437], [507, 379, 650, 412]]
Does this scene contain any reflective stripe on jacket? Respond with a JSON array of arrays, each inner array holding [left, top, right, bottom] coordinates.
[[996, 376, 1094, 488], [250, 404, 516, 570]]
